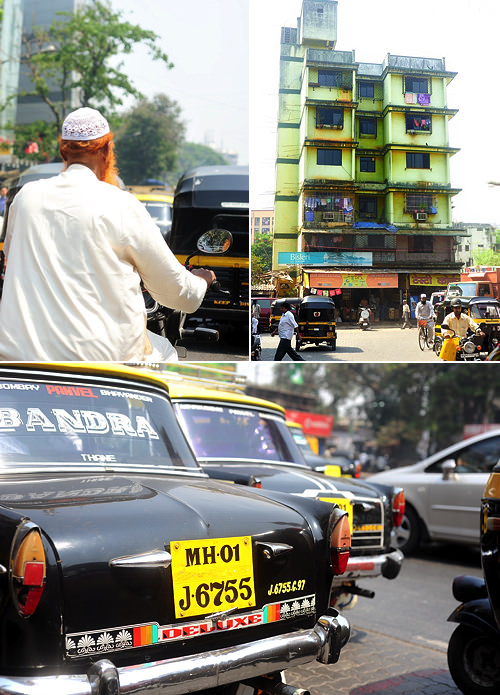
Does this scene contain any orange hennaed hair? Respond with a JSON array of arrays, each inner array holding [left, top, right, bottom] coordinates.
[[59, 131, 119, 186]]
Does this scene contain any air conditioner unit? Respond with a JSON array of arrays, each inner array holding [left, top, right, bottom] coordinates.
[[415, 212, 427, 221]]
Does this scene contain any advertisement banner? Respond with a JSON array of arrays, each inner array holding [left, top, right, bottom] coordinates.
[[308, 272, 398, 289], [278, 251, 372, 267], [286, 410, 334, 438], [409, 273, 460, 286]]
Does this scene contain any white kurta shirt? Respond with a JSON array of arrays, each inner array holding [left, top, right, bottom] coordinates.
[[0, 164, 206, 361]]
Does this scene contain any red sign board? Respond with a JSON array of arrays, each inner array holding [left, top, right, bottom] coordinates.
[[286, 410, 334, 438]]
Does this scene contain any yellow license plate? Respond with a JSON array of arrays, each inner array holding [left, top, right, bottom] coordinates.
[[327, 332, 334, 337], [171, 536, 256, 619], [319, 497, 353, 532]]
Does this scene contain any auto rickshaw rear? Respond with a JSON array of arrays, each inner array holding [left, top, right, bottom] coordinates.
[[296, 295, 337, 351], [170, 165, 249, 331]]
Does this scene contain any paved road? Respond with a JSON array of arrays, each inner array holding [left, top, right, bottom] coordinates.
[[284, 544, 482, 694], [260, 323, 437, 362]]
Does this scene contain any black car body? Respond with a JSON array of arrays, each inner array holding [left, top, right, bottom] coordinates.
[[0, 363, 350, 694], [269, 297, 302, 331], [170, 165, 249, 328], [169, 382, 405, 606]]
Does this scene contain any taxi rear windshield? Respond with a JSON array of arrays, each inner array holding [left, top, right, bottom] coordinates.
[[0, 378, 199, 469], [174, 402, 302, 463]]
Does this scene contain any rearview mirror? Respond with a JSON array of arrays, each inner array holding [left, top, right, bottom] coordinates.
[[197, 229, 232, 254]]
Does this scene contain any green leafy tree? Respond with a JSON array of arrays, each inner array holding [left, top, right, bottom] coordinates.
[[473, 249, 500, 265], [10, 0, 172, 147], [12, 120, 59, 163], [251, 233, 272, 277], [170, 142, 228, 182], [114, 94, 185, 185]]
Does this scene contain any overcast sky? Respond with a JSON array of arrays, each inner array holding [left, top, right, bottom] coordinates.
[[113, 0, 248, 165], [250, 0, 500, 225]]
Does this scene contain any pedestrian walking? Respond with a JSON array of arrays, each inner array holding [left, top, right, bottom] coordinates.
[[271, 301, 304, 361], [401, 299, 412, 329]]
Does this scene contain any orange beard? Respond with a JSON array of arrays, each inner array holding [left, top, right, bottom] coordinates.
[[59, 132, 119, 186]]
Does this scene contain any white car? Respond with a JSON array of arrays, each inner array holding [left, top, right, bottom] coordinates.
[[369, 429, 500, 554]]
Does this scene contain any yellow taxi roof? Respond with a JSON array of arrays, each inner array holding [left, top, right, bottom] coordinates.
[[134, 193, 173, 203], [0, 362, 172, 395], [162, 380, 286, 414]]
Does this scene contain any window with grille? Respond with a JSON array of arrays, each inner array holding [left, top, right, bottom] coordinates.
[[406, 152, 430, 169], [360, 156, 376, 172], [404, 76, 429, 93], [358, 81, 375, 98], [359, 117, 377, 136], [408, 235, 433, 253], [317, 148, 342, 166], [318, 70, 352, 89], [316, 107, 344, 128], [405, 194, 436, 213], [406, 114, 432, 133], [358, 196, 377, 219]]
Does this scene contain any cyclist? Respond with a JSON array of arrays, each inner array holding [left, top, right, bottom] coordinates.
[[415, 293, 435, 345], [442, 298, 485, 340]]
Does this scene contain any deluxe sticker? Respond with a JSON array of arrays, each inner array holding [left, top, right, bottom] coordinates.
[[65, 594, 316, 658], [170, 536, 256, 618]]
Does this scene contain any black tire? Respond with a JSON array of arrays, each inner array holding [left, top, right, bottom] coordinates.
[[434, 337, 443, 357], [418, 327, 427, 351], [394, 504, 421, 555], [330, 339, 336, 351], [448, 624, 500, 695], [295, 338, 301, 351]]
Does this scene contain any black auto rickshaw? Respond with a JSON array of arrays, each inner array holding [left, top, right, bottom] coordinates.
[[295, 295, 337, 351], [269, 297, 302, 331], [170, 165, 249, 330], [434, 296, 500, 359]]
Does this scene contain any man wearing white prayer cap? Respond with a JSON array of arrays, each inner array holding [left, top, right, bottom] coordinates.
[[0, 107, 215, 361]]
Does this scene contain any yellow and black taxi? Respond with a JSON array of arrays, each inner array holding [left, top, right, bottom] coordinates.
[[167, 380, 405, 610], [0, 363, 351, 694], [132, 191, 173, 242], [269, 297, 302, 331], [287, 420, 360, 478], [296, 295, 337, 352]]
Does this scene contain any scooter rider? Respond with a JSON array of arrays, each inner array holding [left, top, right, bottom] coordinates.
[[415, 293, 435, 344], [442, 298, 485, 341]]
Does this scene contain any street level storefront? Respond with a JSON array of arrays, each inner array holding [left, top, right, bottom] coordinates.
[[300, 268, 461, 322]]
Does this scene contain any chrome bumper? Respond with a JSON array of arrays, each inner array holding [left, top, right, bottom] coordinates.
[[0, 610, 350, 695], [331, 548, 404, 585]]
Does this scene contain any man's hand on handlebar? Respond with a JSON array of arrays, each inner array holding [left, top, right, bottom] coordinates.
[[191, 268, 216, 288]]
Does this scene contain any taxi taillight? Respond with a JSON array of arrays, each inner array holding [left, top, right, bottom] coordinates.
[[330, 514, 351, 575], [392, 490, 405, 528], [11, 527, 46, 617]]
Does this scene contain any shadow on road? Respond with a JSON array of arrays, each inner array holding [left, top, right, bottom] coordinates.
[[350, 669, 459, 694]]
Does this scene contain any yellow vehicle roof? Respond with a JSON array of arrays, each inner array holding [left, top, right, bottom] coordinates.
[[163, 380, 286, 414], [0, 362, 172, 395], [134, 193, 173, 203]]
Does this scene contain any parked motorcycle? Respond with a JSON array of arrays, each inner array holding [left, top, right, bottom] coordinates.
[[251, 332, 262, 360], [358, 308, 370, 330], [447, 574, 500, 694], [144, 229, 232, 356]]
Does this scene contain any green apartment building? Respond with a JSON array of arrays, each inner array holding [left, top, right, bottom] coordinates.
[[273, 0, 463, 318]]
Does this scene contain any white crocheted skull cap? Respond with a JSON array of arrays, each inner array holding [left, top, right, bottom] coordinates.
[[62, 107, 110, 141]]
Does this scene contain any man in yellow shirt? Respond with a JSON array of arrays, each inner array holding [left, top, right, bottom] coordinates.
[[442, 298, 484, 340]]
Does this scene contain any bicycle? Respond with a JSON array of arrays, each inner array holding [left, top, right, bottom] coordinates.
[[418, 319, 434, 350]]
